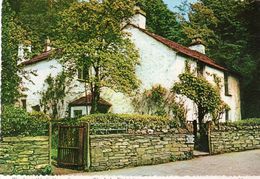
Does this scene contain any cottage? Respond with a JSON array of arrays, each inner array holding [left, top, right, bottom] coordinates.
[[18, 8, 241, 122]]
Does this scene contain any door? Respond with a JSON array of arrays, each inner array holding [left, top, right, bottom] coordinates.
[[57, 125, 86, 168]]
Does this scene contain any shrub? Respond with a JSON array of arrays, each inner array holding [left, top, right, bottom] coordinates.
[[1, 105, 49, 137]]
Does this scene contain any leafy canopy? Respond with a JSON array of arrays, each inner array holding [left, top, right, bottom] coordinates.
[[139, 0, 186, 43], [1, 0, 26, 105], [54, 0, 140, 113]]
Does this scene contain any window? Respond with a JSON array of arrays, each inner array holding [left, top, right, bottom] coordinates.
[[197, 62, 205, 76], [224, 73, 231, 96], [225, 109, 229, 122], [74, 110, 83, 118], [21, 99, 26, 109], [78, 65, 89, 80]]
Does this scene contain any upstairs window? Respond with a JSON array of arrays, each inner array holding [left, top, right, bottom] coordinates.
[[197, 62, 205, 76], [78, 65, 89, 81], [224, 73, 231, 96]]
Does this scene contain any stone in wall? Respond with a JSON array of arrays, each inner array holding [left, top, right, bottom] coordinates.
[[89, 132, 194, 171], [0, 136, 50, 175], [210, 125, 260, 154]]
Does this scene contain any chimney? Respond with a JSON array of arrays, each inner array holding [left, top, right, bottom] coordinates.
[[18, 41, 32, 60], [189, 37, 205, 54], [130, 6, 146, 29], [44, 37, 52, 52]]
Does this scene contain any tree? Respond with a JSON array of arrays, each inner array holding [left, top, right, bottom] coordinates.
[[181, 2, 219, 46], [1, 0, 26, 105], [54, 0, 140, 113], [139, 0, 186, 44], [8, 0, 77, 55], [179, 0, 259, 118]]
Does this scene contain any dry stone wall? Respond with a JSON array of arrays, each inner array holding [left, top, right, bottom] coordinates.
[[209, 125, 260, 154], [0, 136, 50, 175], [90, 131, 194, 171]]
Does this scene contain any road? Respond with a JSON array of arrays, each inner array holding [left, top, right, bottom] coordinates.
[[72, 149, 260, 176]]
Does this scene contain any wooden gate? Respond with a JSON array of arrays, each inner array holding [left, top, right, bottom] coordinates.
[[57, 125, 86, 168]]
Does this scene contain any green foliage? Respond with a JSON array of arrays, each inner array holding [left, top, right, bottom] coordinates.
[[1, 105, 49, 137], [1, 0, 26, 104], [178, 0, 259, 118], [132, 85, 187, 127], [40, 71, 68, 119], [8, 0, 77, 55], [39, 165, 53, 175], [173, 72, 222, 115], [54, 0, 140, 113], [172, 70, 228, 124], [181, 2, 219, 45]]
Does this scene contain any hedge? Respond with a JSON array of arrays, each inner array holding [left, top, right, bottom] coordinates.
[[1, 105, 50, 137], [79, 113, 177, 130], [223, 118, 260, 127]]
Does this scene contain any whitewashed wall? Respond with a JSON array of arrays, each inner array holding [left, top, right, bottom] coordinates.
[[20, 25, 241, 122], [22, 59, 62, 112]]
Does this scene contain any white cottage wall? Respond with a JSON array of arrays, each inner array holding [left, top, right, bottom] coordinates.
[[204, 66, 241, 122], [22, 59, 63, 112], [102, 26, 198, 121], [20, 25, 241, 122]]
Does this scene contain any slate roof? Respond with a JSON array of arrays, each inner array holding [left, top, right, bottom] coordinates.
[[69, 94, 112, 106], [20, 50, 53, 66]]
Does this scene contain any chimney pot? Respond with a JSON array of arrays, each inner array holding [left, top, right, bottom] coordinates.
[[130, 6, 146, 29], [189, 37, 206, 54], [44, 37, 52, 51]]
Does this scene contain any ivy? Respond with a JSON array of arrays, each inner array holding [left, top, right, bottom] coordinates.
[[40, 71, 69, 119], [132, 85, 187, 128]]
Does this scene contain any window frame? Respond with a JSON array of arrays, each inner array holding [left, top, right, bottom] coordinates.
[[224, 72, 232, 96], [77, 65, 89, 81], [197, 62, 205, 76]]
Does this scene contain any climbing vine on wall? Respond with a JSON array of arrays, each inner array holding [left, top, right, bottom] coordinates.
[[172, 64, 229, 125], [40, 71, 69, 119], [132, 84, 187, 128]]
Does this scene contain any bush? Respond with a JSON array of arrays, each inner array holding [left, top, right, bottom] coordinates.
[[1, 105, 49, 137]]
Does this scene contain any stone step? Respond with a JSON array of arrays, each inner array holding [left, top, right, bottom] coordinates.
[[193, 150, 210, 157]]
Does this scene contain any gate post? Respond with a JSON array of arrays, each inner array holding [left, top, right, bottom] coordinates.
[[84, 123, 91, 171], [207, 121, 212, 155], [48, 121, 52, 165]]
